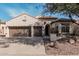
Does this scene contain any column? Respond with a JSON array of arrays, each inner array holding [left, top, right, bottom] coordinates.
[[6, 27, 9, 37], [58, 23, 62, 34], [42, 26, 44, 36], [69, 24, 73, 34]]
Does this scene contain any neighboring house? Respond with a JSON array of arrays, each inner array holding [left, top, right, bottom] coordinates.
[[0, 13, 79, 38], [0, 22, 6, 37]]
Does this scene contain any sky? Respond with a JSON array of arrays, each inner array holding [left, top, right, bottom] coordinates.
[[0, 3, 45, 21], [0, 3, 76, 21]]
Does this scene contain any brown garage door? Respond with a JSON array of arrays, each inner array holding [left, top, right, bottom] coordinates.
[[9, 26, 31, 37]]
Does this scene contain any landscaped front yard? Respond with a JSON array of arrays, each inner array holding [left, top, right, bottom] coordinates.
[[45, 39, 79, 55], [0, 37, 79, 55]]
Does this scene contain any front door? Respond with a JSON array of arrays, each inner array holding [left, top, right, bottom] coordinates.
[[45, 24, 50, 36]]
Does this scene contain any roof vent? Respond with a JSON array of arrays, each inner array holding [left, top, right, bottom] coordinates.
[[22, 19, 26, 22]]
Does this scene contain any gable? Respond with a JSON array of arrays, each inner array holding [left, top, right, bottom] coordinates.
[[6, 13, 42, 26]]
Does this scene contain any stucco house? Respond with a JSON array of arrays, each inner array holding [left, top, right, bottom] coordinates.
[[0, 13, 79, 38], [0, 21, 6, 37], [5, 13, 44, 37]]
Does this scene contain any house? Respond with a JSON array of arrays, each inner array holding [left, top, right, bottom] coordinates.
[[0, 13, 79, 38], [0, 21, 6, 37], [5, 13, 44, 37], [5, 14, 58, 37], [5, 13, 58, 37]]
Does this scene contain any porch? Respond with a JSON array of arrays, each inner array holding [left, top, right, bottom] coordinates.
[[49, 22, 74, 41]]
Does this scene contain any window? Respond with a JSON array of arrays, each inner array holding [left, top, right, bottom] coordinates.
[[2, 27, 4, 29], [61, 24, 69, 33], [2, 27, 4, 34], [22, 19, 26, 22], [6, 27, 7, 29], [44, 22, 46, 24]]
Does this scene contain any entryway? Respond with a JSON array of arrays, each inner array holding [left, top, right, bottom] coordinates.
[[45, 24, 50, 36]]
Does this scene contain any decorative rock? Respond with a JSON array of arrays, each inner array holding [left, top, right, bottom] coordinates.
[[0, 43, 9, 48], [0, 39, 9, 48], [76, 36, 79, 42], [69, 39, 75, 44], [1, 43, 9, 48], [49, 41, 56, 47], [76, 39, 79, 42]]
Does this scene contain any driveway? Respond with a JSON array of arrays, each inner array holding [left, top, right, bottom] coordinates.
[[0, 37, 46, 56]]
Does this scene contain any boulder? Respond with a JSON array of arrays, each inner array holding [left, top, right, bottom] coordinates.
[[49, 41, 56, 47], [69, 39, 75, 44], [76, 36, 79, 42]]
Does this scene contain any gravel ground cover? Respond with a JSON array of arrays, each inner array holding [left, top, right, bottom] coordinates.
[[45, 40, 79, 55]]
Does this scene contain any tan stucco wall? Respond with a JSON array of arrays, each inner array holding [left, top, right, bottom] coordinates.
[[6, 14, 43, 27], [5, 14, 44, 37], [5, 13, 78, 37]]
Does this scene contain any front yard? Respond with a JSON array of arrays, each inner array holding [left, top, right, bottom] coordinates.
[[0, 37, 79, 55], [44, 37, 79, 55]]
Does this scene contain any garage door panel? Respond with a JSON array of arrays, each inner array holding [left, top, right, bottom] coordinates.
[[9, 27, 31, 37]]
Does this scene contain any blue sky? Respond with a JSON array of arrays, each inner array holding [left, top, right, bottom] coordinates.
[[0, 3, 45, 21], [0, 3, 76, 21]]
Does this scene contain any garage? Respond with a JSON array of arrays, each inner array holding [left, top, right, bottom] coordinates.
[[9, 26, 31, 37]]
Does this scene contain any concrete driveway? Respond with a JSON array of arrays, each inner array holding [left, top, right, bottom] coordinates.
[[0, 43, 46, 56], [0, 37, 46, 56]]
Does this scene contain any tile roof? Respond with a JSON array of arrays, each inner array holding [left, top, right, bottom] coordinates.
[[36, 16, 57, 19]]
